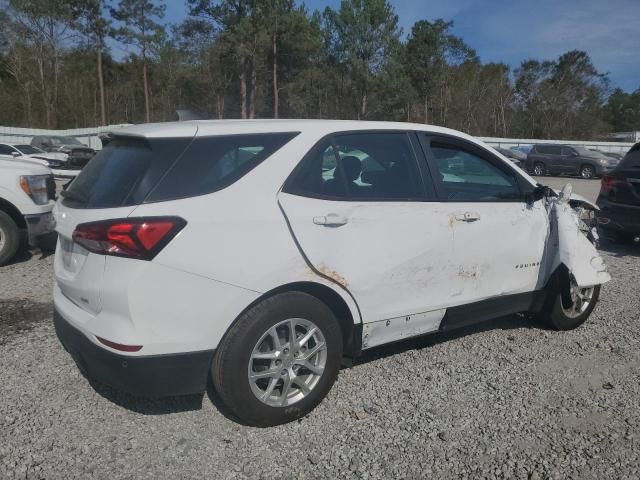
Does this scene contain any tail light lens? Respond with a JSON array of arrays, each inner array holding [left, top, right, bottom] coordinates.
[[600, 174, 626, 195], [72, 217, 186, 260]]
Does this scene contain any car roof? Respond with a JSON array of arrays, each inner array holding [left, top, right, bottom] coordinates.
[[108, 119, 477, 141]]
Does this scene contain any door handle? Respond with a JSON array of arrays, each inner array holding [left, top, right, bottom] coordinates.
[[313, 213, 349, 226], [455, 212, 480, 222]]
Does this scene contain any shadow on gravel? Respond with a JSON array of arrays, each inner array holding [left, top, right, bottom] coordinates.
[[354, 313, 543, 367], [88, 375, 247, 423], [0, 299, 52, 343], [89, 381, 205, 415]]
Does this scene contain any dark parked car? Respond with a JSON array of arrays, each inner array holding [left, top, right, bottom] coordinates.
[[596, 143, 640, 242], [30, 135, 96, 170], [494, 147, 526, 167], [525, 144, 617, 179]]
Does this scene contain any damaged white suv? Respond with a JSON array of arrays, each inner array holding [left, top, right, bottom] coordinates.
[[52, 120, 610, 426]]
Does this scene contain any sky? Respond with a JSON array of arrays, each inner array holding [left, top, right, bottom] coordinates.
[[161, 0, 640, 92]]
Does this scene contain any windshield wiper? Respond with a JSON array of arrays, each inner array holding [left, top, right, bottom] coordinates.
[[60, 189, 89, 204]]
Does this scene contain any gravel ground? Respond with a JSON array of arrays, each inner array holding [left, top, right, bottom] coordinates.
[[1, 229, 639, 478]]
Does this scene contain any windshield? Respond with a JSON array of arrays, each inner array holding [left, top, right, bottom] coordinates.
[[50, 136, 84, 146], [574, 146, 601, 157], [15, 145, 44, 155]]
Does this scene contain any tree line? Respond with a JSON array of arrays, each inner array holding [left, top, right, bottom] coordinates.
[[0, 0, 638, 140]]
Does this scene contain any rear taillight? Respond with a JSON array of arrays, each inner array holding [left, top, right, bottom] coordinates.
[[72, 217, 186, 260], [600, 174, 626, 194]]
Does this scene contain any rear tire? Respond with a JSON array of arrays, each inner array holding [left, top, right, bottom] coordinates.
[[538, 273, 600, 330], [0, 211, 20, 266], [212, 292, 343, 427]]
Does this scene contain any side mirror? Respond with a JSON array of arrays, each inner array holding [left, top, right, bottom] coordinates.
[[11, 151, 20, 157], [525, 184, 548, 204]]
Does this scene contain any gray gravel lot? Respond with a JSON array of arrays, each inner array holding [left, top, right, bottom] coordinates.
[[1, 180, 639, 479]]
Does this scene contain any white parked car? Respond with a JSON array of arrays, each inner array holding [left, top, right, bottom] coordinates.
[[0, 157, 56, 265], [52, 120, 610, 426], [0, 143, 80, 179]]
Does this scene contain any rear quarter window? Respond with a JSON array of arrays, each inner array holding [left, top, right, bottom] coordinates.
[[63, 132, 299, 208], [145, 132, 298, 202], [617, 150, 640, 170], [62, 136, 192, 209]]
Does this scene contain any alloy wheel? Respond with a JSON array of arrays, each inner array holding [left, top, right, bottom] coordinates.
[[581, 166, 594, 179], [562, 277, 595, 318], [248, 318, 327, 407], [534, 164, 544, 176]]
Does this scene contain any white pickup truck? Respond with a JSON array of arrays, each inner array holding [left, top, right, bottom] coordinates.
[[0, 158, 56, 265]]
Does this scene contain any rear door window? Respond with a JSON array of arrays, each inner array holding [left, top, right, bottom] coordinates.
[[284, 132, 429, 201]]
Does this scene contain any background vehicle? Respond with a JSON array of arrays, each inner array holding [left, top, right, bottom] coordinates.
[[0, 143, 66, 169], [596, 143, 640, 242], [526, 144, 617, 178], [510, 145, 532, 156], [590, 149, 623, 162], [30, 135, 96, 172], [0, 158, 55, 265], [495, 146, 526, 167], [52, 120, 609, 427]]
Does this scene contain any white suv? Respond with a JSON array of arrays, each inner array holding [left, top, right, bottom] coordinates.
[[52, 120, 610, 426]]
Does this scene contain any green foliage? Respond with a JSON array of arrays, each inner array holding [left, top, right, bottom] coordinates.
[[0, 0, 634, 139]]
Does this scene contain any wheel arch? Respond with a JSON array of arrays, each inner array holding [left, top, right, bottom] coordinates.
[[0, 197, 26, 229], [228, 281, 362, 358]]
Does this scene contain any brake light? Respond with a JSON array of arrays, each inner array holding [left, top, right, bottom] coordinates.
[[600, 174, 625, 194], [72, 217, 186, 259]]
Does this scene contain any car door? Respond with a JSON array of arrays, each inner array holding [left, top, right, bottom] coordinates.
[[279, 131, 455, 344], [417, 134, 549, 310], [560, 147, 578, 174]]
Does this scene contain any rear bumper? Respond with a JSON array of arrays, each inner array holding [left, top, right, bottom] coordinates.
[[596, 197, 640, 234], [54, 308, 214, 397]]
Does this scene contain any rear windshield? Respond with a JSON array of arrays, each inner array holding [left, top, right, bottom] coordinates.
[[617, 149, 640, 170], [62, 132, 298, 209]]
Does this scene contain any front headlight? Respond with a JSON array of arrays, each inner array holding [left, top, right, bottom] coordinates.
[[19, 175, 50, 205], [598, 158, 609, 165]]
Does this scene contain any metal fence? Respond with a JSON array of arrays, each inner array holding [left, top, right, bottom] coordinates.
[[0, 125, 636, 155]]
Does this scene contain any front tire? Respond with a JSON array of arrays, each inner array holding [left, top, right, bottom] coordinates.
[[538, 274, 600, 330], [212, 292, 343, 427], [533, 162, 546, 176], [0, 211, 20, 266], [580, 164, 595, 179]]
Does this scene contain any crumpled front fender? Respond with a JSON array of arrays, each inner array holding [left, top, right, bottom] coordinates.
[[549, 189, 611, 287]]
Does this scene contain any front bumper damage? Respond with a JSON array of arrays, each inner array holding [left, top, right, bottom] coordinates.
[[547, 185, 611, 288]]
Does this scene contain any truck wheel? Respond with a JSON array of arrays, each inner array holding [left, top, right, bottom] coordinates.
[[580, 165, 595, 179], [533, 162, 546, 176], [212, 292, 343, 427], [0, 210, 20, 266], [538, 273, 600, 331]]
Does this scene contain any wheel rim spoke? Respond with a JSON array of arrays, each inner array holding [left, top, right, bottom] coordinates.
[[302, 342, 326, 360], [297, 327, 317, 349], [279, 374, 293, 406], [250, 368, 279, 380], [296, 359, 324, 376]]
